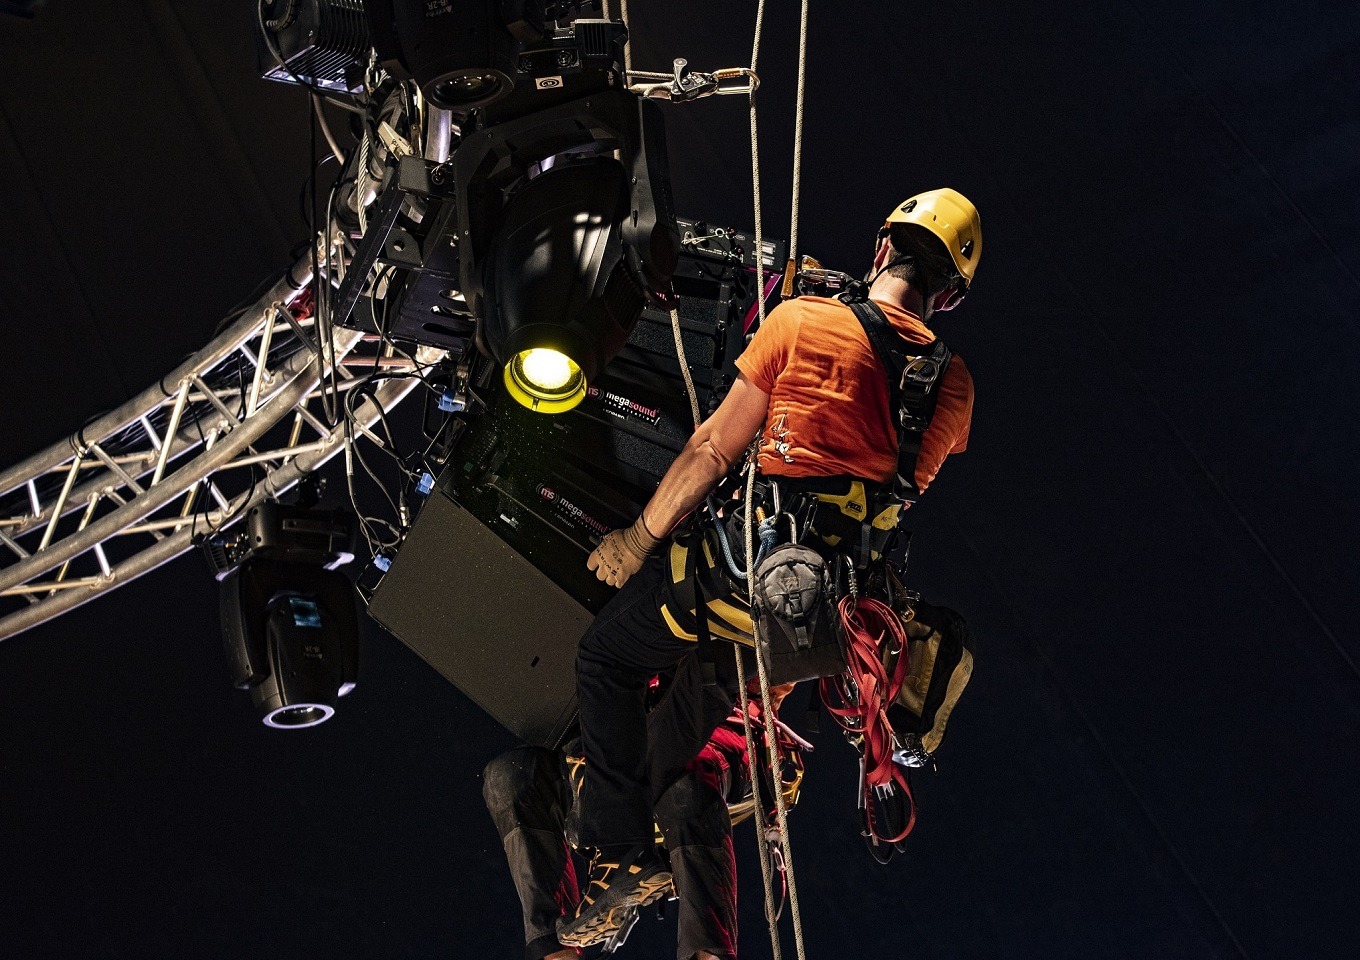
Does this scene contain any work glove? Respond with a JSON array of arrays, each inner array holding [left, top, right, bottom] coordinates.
[[587, 516, 663, 588]]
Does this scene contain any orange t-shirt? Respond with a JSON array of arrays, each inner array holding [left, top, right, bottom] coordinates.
[[734, 296, 973, 492]]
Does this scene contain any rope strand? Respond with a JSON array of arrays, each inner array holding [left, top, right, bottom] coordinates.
[[784, 0, 810, 297], [748, 0, 768, 328], [738, 457, 784, 959]]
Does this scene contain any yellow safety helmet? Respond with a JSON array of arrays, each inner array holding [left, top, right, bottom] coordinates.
[[883, 188, 982, 287]]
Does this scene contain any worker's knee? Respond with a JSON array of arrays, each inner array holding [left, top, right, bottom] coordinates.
[[482, 746, 563, 837], [655, 763, 729, 849]]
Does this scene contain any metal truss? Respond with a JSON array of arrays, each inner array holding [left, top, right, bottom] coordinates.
[[0, 257, 438, 641]]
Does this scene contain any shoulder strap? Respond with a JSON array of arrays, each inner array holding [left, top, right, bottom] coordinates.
[[840, 298, 953, 501], [843, 300, 906, 409]]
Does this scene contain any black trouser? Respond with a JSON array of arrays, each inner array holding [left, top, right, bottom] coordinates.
[[574, 554, 742, 847], [483, 743, 740, 960]]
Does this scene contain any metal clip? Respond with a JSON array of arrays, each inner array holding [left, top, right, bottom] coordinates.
[[892, 732, 933, 769], [376, 120, 413, 159], [668, 58, 717, 101], [710, 66, 760, 96], [842, 554, 859, 605], [901, 355, 942, 388], [629, 61, 759, 102]]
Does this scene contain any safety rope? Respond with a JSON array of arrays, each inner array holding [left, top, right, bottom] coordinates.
[[783, 0, 810, 297], [748, 0, 768, 328], [745, 4, 808, 958], [735, 458, 784, 960], [671, 308, 702, 428], [647, 2, 809, 953]]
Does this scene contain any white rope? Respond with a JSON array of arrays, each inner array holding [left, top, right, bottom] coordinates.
[[619, 0, 632, 73], [671, 309, 703, 427], [741, 6, 815, 958], [744, 470, 809, 960], [748, 1, 768, 327], [788, 0, 810, 275], [737, 457, 784, 960], [743, 4, 811, 956], [642, 4, 809, 954]]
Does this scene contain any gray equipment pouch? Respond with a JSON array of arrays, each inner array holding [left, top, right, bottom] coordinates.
[[752, 543, 847, 685]]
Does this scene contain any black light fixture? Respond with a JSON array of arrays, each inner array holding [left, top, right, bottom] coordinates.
[[211, 501, 360, 729], [485, 154, 638, 413], [454, 91, 680, 414]]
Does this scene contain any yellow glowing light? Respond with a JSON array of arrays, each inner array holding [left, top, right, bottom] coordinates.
[[518, 349, 576, 391], [504, 349, 586, 414]]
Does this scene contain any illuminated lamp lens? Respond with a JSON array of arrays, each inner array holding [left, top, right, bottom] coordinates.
[[504, 349, 586, 414], [262, 703, 334, 729]]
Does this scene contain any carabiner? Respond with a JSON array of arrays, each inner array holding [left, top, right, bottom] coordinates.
[[711, 67, 760, 96], [629, 62, 759, 101]]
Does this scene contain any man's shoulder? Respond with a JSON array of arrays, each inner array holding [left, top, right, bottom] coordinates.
[[767, 295, 852, 329]]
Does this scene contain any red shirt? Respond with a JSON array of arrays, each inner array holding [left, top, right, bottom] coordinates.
[[734, 296, 973, 492]]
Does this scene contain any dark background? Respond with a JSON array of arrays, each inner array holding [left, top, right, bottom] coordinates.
[[2, 2, 1358, 957]]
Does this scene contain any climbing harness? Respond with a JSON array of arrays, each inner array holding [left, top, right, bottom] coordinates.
[[837, 295, 954, 506]]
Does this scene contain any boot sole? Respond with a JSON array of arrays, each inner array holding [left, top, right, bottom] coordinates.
[[557, 868, 673, 947]]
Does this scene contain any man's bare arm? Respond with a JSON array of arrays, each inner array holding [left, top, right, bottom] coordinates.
[[586, 373, 770, 586], [640, 372, 772, 536]]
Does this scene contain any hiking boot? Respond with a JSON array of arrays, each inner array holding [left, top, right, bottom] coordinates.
[[556, 843, 672, 947]]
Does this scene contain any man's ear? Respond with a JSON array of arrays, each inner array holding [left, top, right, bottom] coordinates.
[[871, 231, 892, 272], [932, 284, 966, 313]]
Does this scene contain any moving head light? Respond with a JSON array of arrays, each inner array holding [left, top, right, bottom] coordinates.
[[210, 502, 360, 729], [487, 154, 634, 412], [258, 0, 373, 94], [364, 1, 627, 116], [455, 90, 679, 413]]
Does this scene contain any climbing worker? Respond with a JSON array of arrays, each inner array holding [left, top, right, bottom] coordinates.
[[484, 656, 800, 958], [564, 188, 981, 941]]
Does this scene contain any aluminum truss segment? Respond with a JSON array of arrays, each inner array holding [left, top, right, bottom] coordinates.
[[0, 257, 438, 641]]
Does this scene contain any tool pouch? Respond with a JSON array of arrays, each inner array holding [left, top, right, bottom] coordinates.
[[885, 595, 974, 756], [751, 542, 847, 685]]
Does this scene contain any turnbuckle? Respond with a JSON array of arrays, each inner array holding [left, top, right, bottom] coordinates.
[[629, 59, 760, 102]]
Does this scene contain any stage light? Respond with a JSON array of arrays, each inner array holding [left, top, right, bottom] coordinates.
[[504, 348, 586, 413], [480, 155, 649, 413], [211, 502, 360, 729]]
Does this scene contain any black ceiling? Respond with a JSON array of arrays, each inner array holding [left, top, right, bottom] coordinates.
[[2, 2, 1358, 958]]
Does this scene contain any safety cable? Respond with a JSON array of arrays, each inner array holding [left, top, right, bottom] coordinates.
[[784, 0, 810, 297], [735, 456, 784, 960], [747, 0, 768, 328], [671, 309, 702, 427], [742, 3, 812, 957], [645, 3, 808, 953]]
